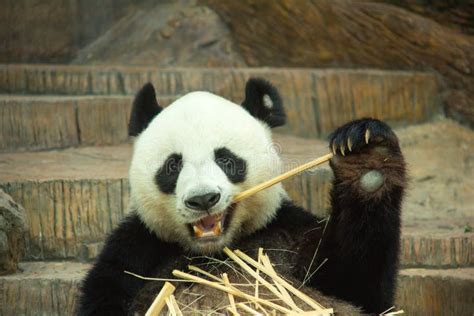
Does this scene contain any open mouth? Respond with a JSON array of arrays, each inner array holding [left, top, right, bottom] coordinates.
[[191, 212, 225, 238], [188, 204, 235, 240]]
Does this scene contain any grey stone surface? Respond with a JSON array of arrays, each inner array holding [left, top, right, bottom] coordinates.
[[0, 189, 27, 275]]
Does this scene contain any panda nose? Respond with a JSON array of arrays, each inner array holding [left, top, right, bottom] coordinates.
[[185, 193, 221, 211]]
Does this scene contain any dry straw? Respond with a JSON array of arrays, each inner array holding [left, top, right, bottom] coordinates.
[[141, 247, 334, 315], [139, 248, 404, 315]]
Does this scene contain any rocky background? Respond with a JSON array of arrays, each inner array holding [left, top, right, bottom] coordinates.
[[1, 0, 473, 127]]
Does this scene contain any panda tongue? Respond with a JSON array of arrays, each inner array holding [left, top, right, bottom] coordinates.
[[200, 215, 217, 231]]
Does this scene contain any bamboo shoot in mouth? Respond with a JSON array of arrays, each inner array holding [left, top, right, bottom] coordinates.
[[232, 153, 333, 203]]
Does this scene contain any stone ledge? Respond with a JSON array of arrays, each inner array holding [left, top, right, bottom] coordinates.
[[396, 268, 474, 315], [0, 261, 88, 315], [0, 95, 175, 152], [0, 65, 442, 139], [0, 262, 471, 316]]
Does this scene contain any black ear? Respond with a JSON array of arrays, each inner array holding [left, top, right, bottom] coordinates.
[[241, 78, 286, 128], [128, 83, 163, 136]]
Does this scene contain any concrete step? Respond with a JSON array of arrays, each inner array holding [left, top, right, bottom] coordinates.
[[0, 261, 88, 316], [1, 120, 472, 266], [396, 268, 474, 315], [0, 64, 442, 140], [0, 95, 174, 152], [0, 262, 472, 315]]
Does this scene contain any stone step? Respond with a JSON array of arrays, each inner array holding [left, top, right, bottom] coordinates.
[[396, 268, 474, 315], [0, 64, 442, 139], [0, 120, 472, 266], [0, 261, 88, 316], [0, 262, 471, 315], [0, 95, 174, 152]]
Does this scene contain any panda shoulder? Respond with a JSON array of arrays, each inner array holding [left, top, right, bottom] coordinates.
[[271, 200, 320, 231], [99, 212, 179, 261]]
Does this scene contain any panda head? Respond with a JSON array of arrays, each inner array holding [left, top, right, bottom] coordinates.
[[128, 78, 287, 253]]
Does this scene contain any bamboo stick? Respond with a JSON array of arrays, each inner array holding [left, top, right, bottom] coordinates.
[[286, 310, 334, 316], [260, 254, 301, 312], [223, 248, 303, 310], [165, 297, 176, 316], [172, 270, 292, 313], [222, 273, 239, 315], [169, 295, 183, 316], [232, 153, 333, 203], [232, 249, 325, 311], [255, 248, 263, 308], [386, 311, 404, 315], [237, 303, 263, 315], [188, 265, 223, 283], [145, 281, 176, 316]]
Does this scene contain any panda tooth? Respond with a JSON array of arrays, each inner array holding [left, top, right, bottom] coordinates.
[[192, 212, 225, 238], [192, 224, 203, 238], [214, 221, 222, 235]]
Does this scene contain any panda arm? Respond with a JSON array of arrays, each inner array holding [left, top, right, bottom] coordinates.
[[295, 119, 406, 313], [77, 213, 181, 316]]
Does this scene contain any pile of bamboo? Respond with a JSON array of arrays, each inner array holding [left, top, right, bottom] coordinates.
[[145, 247, 334, 316]]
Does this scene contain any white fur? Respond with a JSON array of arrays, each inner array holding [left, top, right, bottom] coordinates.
[[263, 94, 273, 108], [129, 91, 286, 253]]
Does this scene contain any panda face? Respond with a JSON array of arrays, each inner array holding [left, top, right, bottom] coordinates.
[[129, 80, 287, 253]]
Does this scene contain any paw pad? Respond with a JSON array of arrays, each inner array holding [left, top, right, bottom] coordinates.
[[360, 170, 384, 192]]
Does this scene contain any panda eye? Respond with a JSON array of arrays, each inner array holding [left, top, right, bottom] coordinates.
[[155, 153, 183, 194], [218, 157, 233, 167], [214, 147, 247, 183], [166, 157, 183, 173]]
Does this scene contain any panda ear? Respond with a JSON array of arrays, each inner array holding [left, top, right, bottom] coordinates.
[[128, 83, 163, 136], [241, 78, 286, 128]]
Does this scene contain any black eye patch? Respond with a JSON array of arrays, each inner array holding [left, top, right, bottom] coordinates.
[[155, 153, 183, 194], [215, 147, 247, 183]]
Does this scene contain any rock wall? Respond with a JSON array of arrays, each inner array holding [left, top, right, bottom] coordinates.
[[71, 3, 245, 67], [0, 0, 144, 63], [202, 0, 474, 127], [0, 0, 243, 67], [0, 190, 27, 275]]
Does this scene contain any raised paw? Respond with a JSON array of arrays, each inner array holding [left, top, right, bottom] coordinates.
[[328, 118, 399, 156]]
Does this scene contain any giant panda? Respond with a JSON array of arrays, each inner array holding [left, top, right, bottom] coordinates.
[[78, 78, 406, 315]]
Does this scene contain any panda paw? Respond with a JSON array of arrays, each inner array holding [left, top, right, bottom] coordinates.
[[329, 118, 399, 156], [328, 119, 405, 195]]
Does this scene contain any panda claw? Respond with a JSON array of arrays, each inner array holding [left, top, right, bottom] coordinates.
[[340, 144, 345, 156], [365, 129, 370, 144], [332, 142, 337, 155], [347, 138, 352, 152]]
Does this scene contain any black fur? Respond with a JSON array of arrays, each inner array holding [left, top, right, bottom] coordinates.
[[214, 147, 247, 183], [154, 153, 183, 194], [77, 214, 184, 315], [297, 119, 406, 312], [128, 83, 162, 136], [241, 78, 286, 128]]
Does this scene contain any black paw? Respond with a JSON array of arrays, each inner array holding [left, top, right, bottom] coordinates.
[[328, 118, 398, 156]]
